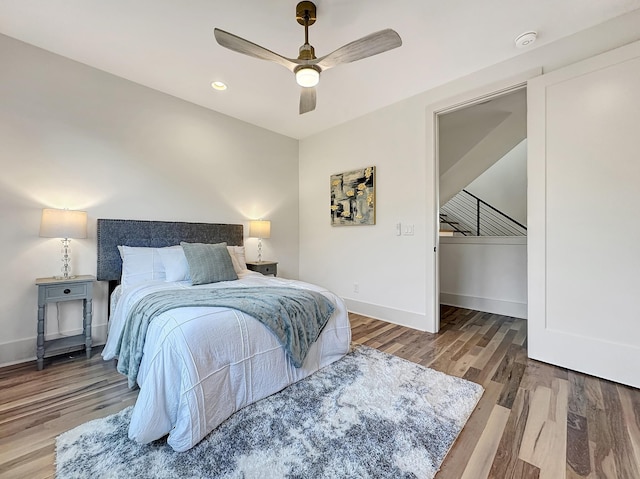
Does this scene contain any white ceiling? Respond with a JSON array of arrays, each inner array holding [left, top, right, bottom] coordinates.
[[1, 1, 639, 139]]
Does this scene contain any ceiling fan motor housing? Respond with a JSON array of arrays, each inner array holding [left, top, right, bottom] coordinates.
[[298, 43, 316, 61]]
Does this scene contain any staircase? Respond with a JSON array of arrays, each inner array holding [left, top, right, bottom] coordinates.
[[440, 190, 527, 236], [439, 213, 471, 236]]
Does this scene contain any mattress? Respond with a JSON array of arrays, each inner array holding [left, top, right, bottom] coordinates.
[[103, 271, 351, 452]]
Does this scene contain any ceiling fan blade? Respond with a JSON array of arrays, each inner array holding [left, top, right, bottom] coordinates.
[[214, 28, 299, 72], [299, 87, 317, 114], [316, 29, 402, 71]]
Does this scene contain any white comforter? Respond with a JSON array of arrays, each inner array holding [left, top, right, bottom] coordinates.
[[102, 271, 351, 452]]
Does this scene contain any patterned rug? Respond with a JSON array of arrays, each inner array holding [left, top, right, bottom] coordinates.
[[56, 345, 483, 479]]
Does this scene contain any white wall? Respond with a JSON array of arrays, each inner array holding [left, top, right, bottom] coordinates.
[[0, 35, 299, 366], [467, 139, 528, 226], [299, 107, 428, 328], [439, 107, 526, 205], [298, 10, 640, 332], [439, 237, 527, 319]]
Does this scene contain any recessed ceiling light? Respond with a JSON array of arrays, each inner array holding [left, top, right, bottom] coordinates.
[[211, 81, 227, 91], [515, 31, 537, 48]]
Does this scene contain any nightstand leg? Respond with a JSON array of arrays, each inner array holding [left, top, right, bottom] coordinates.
[[37, 303, 45, 371], [84, 298, 93, 359]]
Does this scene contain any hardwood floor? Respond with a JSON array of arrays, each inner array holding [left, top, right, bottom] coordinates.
[[1, 306, 638, 478], [0, 353, 137, 479], [351, 307, 640, 479]]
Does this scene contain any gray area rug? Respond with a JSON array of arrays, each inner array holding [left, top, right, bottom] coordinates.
[[56, 345, 483, 479]]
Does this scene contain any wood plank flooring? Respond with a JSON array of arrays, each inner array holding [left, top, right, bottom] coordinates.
[[351, 307, 640, 479], [1, 306, 638, 478]]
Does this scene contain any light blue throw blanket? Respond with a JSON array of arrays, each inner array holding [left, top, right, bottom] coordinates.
[[115, 287, 335, 388]]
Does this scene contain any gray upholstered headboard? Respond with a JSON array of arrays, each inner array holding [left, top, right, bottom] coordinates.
[[96, 219, 244, 282]]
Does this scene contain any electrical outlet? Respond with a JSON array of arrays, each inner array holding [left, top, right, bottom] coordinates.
[[353, 282, 359, 293]]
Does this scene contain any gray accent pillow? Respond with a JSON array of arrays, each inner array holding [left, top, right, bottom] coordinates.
[[180, 242, 238, 285]]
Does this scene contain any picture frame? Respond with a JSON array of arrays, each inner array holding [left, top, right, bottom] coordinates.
[[330, 166, 376, 226]]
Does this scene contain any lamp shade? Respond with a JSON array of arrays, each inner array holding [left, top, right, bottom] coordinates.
[[39, 208, 88, 239], [249, 220, 271, 239]]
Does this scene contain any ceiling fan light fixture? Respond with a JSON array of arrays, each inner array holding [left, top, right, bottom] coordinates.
[[295, 67, 320, 88]]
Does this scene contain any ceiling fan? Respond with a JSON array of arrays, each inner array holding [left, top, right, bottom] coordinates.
[[214, 1, 402, 114]]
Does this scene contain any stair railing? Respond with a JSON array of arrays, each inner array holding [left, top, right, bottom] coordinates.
[[462, 190, 527, 236], [440, 190, 527, 236]]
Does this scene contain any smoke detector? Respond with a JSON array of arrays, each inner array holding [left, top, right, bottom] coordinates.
[[515, 31, 537, 48]]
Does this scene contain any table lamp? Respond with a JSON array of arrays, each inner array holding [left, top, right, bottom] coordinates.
[[39, 208, 87, 279], [249, 220, 271, 263]]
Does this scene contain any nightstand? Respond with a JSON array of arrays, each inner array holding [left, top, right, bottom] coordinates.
[[35, 275, 95, 370], [246, 261, 278, 276]]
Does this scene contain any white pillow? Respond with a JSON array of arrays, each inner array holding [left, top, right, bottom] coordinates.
[[118, 246, 167, 291], [157, 245, 191, 282], [227, 248, 242, 274], [228, 245, 247, 271]]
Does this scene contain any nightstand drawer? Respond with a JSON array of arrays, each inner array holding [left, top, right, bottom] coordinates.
[[259, 264, 276, 275], [44, 283, 88, 301], [246, 261, 278, 276]]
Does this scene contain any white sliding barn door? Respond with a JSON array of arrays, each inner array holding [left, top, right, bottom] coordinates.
[[528, 41, 640, 388]]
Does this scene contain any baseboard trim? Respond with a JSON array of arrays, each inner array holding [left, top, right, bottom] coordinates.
[[0, 323, 108, 368], [343, 298, 432, 332], [440, 292, 527, 319]]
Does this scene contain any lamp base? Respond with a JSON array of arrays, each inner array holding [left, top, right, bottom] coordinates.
[[59, 238, 75, 279]]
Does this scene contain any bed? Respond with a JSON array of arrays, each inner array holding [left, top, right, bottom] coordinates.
[[97, 219, 351, 452]]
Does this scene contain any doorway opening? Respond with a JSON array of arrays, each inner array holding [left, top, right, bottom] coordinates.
[[429, 76, 534, 333]]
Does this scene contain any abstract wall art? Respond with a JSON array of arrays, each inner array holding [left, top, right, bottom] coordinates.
[[330, 166, 376, 226]]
